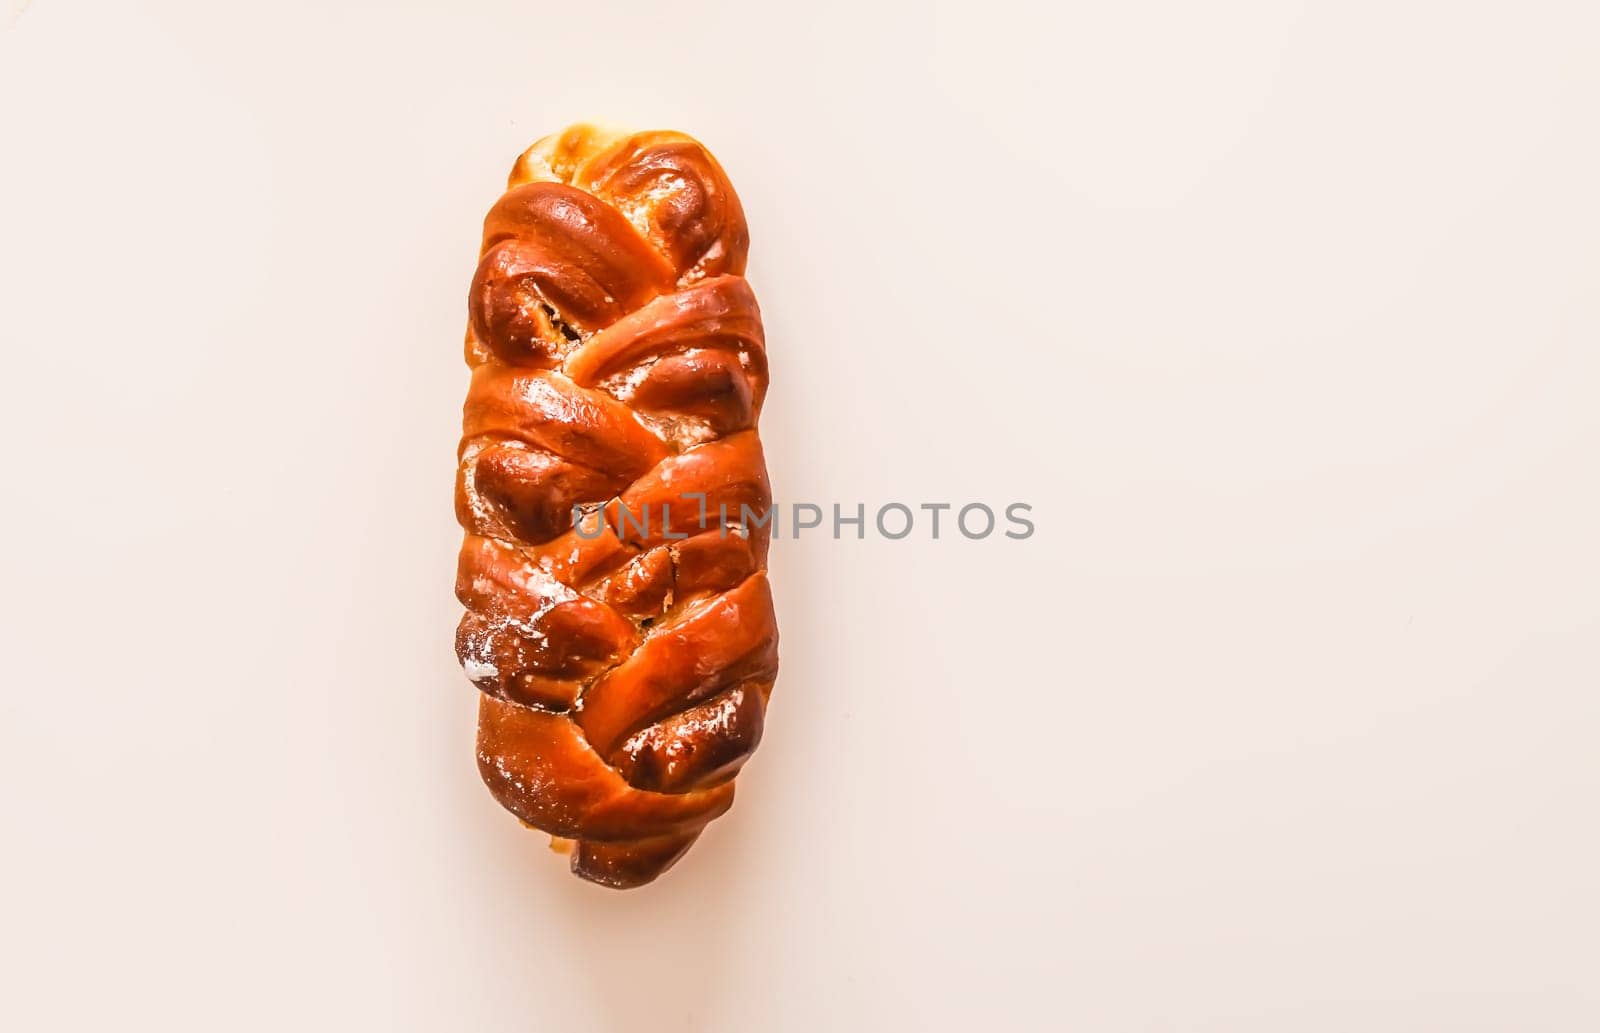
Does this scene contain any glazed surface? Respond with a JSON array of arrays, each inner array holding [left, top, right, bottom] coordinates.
[[455, 124, 778, 888]]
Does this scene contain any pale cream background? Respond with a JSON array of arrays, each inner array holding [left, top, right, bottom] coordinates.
[[2, 1, 1597, 1030]]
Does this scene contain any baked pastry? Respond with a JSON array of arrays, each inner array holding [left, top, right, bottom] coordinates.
[[454, 124, 778, 888]]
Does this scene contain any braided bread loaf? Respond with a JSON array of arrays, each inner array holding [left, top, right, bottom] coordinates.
[[455, 124, 778, 888]]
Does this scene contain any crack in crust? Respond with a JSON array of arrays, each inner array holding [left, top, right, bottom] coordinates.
[[455, 123, 776, 888]]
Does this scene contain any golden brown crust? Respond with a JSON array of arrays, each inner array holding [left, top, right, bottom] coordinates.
[[456, 124, 776, 887]]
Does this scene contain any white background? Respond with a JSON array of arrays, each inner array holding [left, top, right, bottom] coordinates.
[[3, 1, 1598, 1030]]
